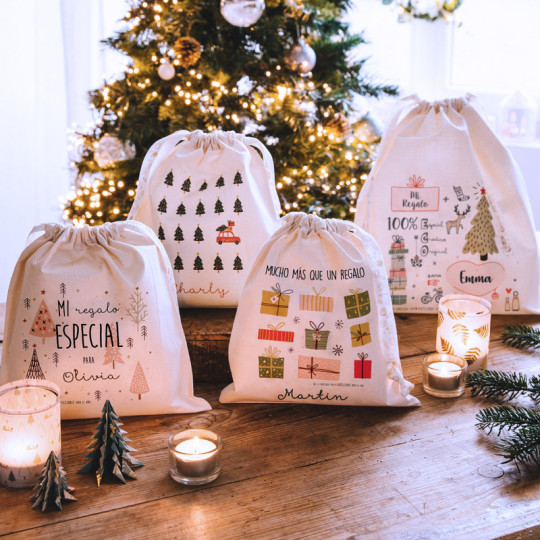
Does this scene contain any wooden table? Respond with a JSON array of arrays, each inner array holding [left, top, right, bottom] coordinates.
[[1, 312, 540, 539]]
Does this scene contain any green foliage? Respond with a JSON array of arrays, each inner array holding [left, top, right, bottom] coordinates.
[[502, 324, 540, 350], [467, 370, 540, 402]]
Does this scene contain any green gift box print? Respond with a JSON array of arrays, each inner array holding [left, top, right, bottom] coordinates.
[[258, 346, 284, 379], [304, 321, 330, 350], [344, 289, 370, 320]]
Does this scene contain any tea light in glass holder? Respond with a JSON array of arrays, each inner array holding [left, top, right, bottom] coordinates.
[[422, 353, 468, 398], [436, 294, 491, 371], [168, 429, 222, 485], [0, 379, 61, 488]]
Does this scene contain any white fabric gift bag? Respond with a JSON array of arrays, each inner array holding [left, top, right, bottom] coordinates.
[[128, 129, 281, 307], [355, 95, 540, 314], [0, 221, 210, 419], [220, 213, 419, 407]]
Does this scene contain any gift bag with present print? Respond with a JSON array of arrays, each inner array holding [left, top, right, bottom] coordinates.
[[355, 95, 540, 314], [128, 130, 281, 307], [0, 221, 210, 419], [220, 213, 419, 407]]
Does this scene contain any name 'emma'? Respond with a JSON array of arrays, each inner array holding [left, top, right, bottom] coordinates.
[[459, 270, 492, 284]]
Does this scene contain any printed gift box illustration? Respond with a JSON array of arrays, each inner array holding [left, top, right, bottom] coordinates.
[[304, 322, 330, 350], [260, 283, 292, 317], [258, 347, 284, 379], [300, 287, 334, 312], [298, 355, 340, 381], [344, 289, 370, 319]]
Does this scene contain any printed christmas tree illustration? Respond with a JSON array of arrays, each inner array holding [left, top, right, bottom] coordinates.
[[103, 327, 124, 369], [130, 362, 149, 400], [234, 197, 243, 214], [233, 171, 243, 186], [176, 202, 186, 216], [194, 253, 204, 273], [157, 197, 167, 213], [194, 225, 204, 243], [214, 198, 224, 214], [174, 225, 184, 242], [174, 253, 184, 271], [196, 200, 205, 216], [199, 180, 208, 191], [78, 400, 144, 486], [233, 254, 243, 272], [214, 254, 223, 272], [26, 348, 45, 379], [158, 225, 165, 240], [24, 297, 31, 309], [181, 177, 191, 192], [30, 300, 56, 344], [126, 287, 148, 332], [164, 170, 174, 187], [462, 190, 499, 261], [30, 451, 77, 512], [215, 176, 225, 188]]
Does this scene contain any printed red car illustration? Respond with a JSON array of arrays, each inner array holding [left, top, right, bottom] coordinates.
[[216, 220, 241, 245]]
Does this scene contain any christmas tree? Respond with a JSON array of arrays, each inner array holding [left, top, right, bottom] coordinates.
[[181, 178, 191, 193], [194, 225, 204, 242], [214, 254, 224, 272], [233, 171, 243, 186], [174, 253, 184, 271], [215, 176, 225, 189], [214, 198, 224, 214], [233, 254, 243, 272], [234, 197, 243, 214], [194, 254, 204, 272], [199, 180, 208, 191], [158, 224, 165, 240], [176, 202, 186, 215], [157, 197, 167, 213], [30, 300, 56, 344], [62, 0, 394, 225], [130, 362, 150, 400], [164, 170, 174, 187], [196, 200, 206, 215], [26, 349, 46, 380], [174, 225, 184, 241], [462, 191, 499, 261], [103, 327, 124, 369]]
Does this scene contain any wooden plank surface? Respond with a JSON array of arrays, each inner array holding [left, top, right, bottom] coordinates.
[[0, 313, 539, 539]]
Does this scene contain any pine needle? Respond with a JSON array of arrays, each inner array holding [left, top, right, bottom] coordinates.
[[501, 324, 540, 350], [467, 370, 540, 402]]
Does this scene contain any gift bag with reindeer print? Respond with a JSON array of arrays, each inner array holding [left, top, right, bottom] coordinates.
[[128, 130, 281, 307], [355, 95, 540, 314], [220, 213, 419, 407], [0, 221, 210, 419]]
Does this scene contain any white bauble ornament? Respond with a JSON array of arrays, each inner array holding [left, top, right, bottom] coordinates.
[[220, 0, 264, 27], [284, 38, 316, 74], [158, 61, 175, 80], [353, 113, 383, 143], [94, 135, 136, 168]]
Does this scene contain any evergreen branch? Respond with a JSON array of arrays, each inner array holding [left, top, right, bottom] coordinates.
[[502, 324, 540, 350], [496, 425, 540, 470], [467, 370, 540, 402], [475, 405, 540, 435]]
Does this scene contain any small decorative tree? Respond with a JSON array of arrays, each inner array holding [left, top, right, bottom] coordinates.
[[78, 400, 144, 486], [233, 254, 243, 273], [158, 225, 165, 241], [462, 190, 499, 261], [157, 197, 167, 213], [233, 171, 243, 186], [176, 202, 186, 216], [199, 180, 207, 191], [194, 253, 204, 273], [26, 349, 45, 380], [196, 200, 205, 216], [234, 197, 243, 214], [30, 451, 76, 512], [130, 362, 149, 400], [214, 254, 223, 272], [103, 327, 124, 369], [194, 225, 204, 243], [174, 225, 184, 242], [181, 177, 191, 192], [30, 300, 56, 344], [214, 198, 224, 215], [215, 176, 225, 188], [164, 170, 174, 187], [174, 253, 184, 271]]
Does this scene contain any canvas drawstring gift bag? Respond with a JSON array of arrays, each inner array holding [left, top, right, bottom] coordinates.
[[128, 129, 281, 307], [220, 212, 419, 407], [0, 221, 210, 419], [355, 95, 540, 314]]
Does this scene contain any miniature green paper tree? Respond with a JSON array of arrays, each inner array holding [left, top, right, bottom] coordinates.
[[214, 198, 224, 214], [215, 176, 225, 188], [194, 225, 204, 243], [158, 225, 165, 240], [176, 202, 186, 216], [462, 191, 498, 261], [194, 253, 204, 272], [30, 451, 76, 512], [199, 180, 208, 191], [157, 197, 167, 213], [174, 225, 184, 242], [233, 171, 243, 186], [26, 348, 45, 380], [174, 253, 184, 271], [78, 400, 144, 486], [233, 254, 243, 272], [181, 177, 191, 192], [234, 197, 243, 214], [164, 170, 174, 187], [214, 254, 223, 272], [196, 200, 205, 216]]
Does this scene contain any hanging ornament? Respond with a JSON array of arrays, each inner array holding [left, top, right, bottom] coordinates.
[[157, 60, 175, 80], [94, 135, 136, 168], [284, 38, 316, 74], [173, 37, 202, 68], [353, 112, 383, 143], [220, 0, 265, 27], [325, 112, 352, 140]]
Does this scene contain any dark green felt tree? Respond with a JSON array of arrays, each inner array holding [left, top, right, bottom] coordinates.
[[176, 202, 186, 216], [157, 197, 167, 213], [164, 170, 174, 187], [174, 225, 184, 242], [214, 198, 224, 214]]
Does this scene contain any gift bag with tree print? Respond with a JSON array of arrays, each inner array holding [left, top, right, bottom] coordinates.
[[0, 221, 210, 419], [128, 130, 281, 307], [355, 95, 540, 314], [220, 213, 419, 407]]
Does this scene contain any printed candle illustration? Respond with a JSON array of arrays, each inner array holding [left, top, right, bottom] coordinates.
[[130, 362, 149, 400], [388, 236, 408, 306], [26, 349, 45, 380], [0, 379, 61, 488], [436, 294, 491, 371], [462, 189, 498, 261], [30, 300, 56, 344]]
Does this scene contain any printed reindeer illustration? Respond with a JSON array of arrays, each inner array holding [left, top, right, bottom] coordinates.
[[446, 204, 471, 234]]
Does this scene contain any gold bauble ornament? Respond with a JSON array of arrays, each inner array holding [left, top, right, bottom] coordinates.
[[353, 112, 383, 143], [173, 37, 202, 68], [325, 113, 351, 139]]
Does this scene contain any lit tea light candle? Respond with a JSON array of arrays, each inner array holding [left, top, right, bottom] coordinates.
[[422, 353, 468, 398], [0, 379, 61, 488], [436, 294, 491, 371], [168, 428, 222, 485]]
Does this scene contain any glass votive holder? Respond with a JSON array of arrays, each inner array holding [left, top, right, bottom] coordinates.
[[0, 379, 61, 488], [168, 428, 222, 486], [436, 294, 491, 371], [422, 353, 468, 398]]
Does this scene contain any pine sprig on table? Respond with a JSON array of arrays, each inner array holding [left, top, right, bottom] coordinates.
[[501, 324, 540, 350], [476, 405, 540, 435], [467, 370, 540, 402]]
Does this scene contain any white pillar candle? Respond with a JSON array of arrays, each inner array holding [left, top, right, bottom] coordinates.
[[0, 379, 61, 488]]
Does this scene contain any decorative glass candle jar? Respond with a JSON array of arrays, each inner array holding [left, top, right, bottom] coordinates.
[[168, 429, 222, 485], [0, 379, 61, 488], [436, 294, 491, 371], [422, 353, 468, 398]]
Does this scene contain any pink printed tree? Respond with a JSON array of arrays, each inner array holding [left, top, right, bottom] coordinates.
[[103, 327, 124, 369], [30, 300, 56, 344], [130, 362, 149, 400]]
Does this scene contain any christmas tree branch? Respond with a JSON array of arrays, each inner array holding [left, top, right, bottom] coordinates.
[[467, 370, 540, 402], [476, 405, 540, 436], [496, 425, 540, 470], [501, 324, 540, 350]]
